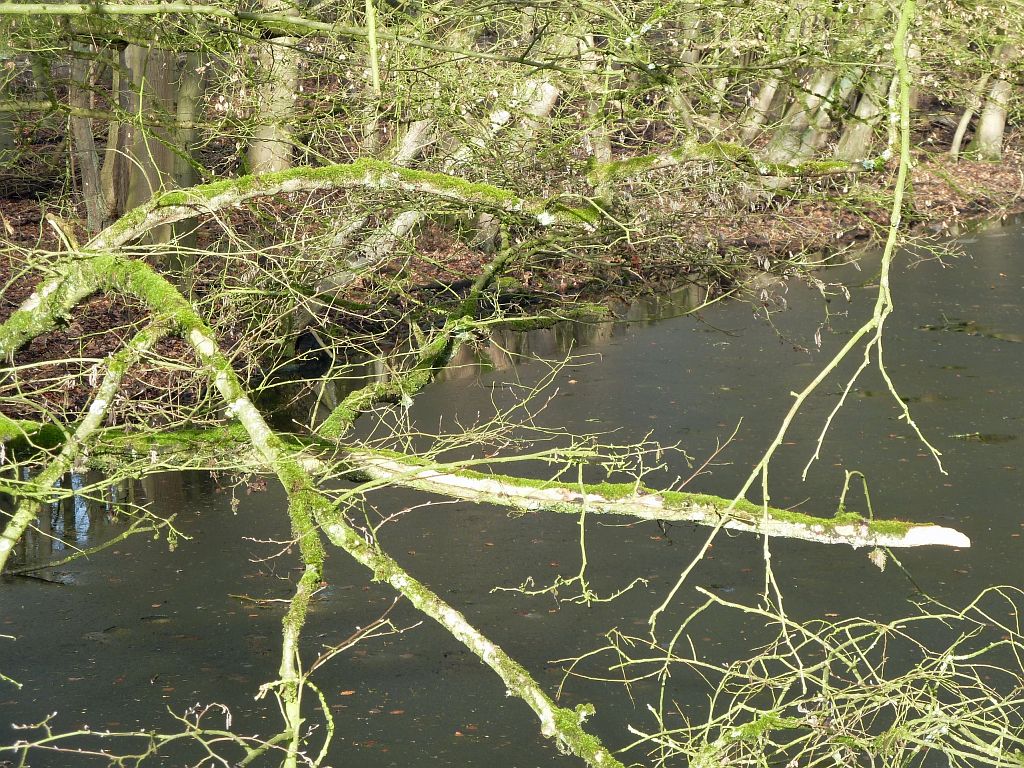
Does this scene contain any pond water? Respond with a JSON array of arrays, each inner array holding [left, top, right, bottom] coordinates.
[[2, 222, 1023, 766]]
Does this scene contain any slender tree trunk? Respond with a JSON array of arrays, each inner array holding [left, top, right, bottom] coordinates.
[[248, 37, 300, 173], [0, 116, 10, 164], [967, 44, 1017, 162], [173, 53, 203, 192], [949, 73, 990, 161], [168, 52, 205, 281], [739, 76, 782, 144], [99, 55, 127, 221], [98, 45, 203, 254], [320, 32, 571, 289], [835, 72, 890, 160], [582, 34, 613, 205], [0, 65, 16, 179], [663, 17, 703, 132], [737, 3, 810, 145], [69, 52, 109, 232], [122, 44, 179, 244], [906, 41, 922, 110]]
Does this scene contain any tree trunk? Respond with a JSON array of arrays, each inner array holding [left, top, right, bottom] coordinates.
[[739, 76, 782, 144], [949, 73, 990, 161], [122, 44, 179, 244], [763, 69, 837, 164], [581, 34, 613, 205], [0, 66, 15, 181], [69, 52, 109, 233], [168, 52, 205, 280], [967, 44, 1018, 162], [835, 73, 891, 161], [99, 56, 127, 221], [97, 45, 203, 255], [173, 53, 203, 192], [247, 37, 300, 173]]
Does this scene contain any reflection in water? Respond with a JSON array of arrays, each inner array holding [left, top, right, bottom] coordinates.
[[10, 471, 141, 568], [919, 317, 1024, 343], [47, 472, 91, 552]]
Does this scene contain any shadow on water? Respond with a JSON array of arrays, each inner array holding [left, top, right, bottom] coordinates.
[[2, 225, 1024, 765]]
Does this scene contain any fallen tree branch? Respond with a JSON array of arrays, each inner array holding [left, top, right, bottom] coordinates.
[[342, 451, 970, 549], [587, 138, 889, 186], [79, 428, 971, 550], [0, 251, 625, 768], [87, 159, 599, 251]]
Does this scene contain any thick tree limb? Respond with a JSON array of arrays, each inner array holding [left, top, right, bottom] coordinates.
[[86, 158, 600, 251], [77, 428, 971, 551], [342, 451, 971, 549]]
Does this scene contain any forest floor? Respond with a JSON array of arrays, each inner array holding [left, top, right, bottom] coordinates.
[[2, 129, 1023, 423]]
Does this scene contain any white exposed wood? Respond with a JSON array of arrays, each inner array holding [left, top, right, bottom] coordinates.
[[346, 452, 971, 549]]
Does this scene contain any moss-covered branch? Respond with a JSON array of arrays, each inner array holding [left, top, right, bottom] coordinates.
[[315, 504, 623, 767], [0, 253, 623, 768], [0, 254, 120, 359], [341, 451, 970, 549], [0, 323, 168, 572], [316, 320, 469, 439], [85, 427, 971, 550], [317, 245, 520, 439], [88, 158, 599, 251], [0, 415, 64, 449], [587, 138, 889, 186]]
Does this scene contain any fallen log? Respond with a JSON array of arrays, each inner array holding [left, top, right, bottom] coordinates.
[[343, 450, 971, 549], [75, 429, 971, 550]]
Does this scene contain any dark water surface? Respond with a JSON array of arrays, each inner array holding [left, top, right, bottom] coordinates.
[[2, 223, 1023, 766]]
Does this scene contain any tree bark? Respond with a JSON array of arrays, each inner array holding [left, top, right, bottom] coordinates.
[[967, 44, 1018, 162], [69, 52, 110, 233], [247, 37, 300, 173], [835, 73, 891, 161]]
